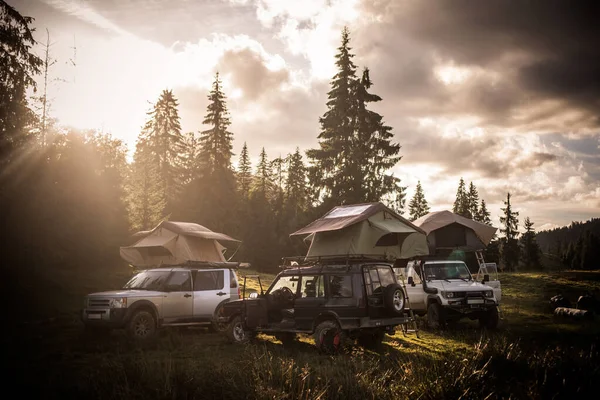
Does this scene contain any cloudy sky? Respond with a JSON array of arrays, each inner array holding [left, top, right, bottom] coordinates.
[[10, 0, 600, 230]]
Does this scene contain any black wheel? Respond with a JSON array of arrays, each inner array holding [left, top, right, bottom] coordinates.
[[127, 310, 156, 340], [479, 307, 499, 329], [384, 284, 405, 316], [427, 302, 445, 329], [274, 332, 297, 345], [313, 320, 346, 354], [210, 302, 227, 333], [357, 329, 385, 350], [226, 315, 254, 344]]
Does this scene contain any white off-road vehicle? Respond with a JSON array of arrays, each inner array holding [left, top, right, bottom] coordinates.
[[81, 262, 244, 340], [396, 259, 501, 329]]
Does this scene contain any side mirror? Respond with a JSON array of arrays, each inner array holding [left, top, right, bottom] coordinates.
[[482, 274, 489, 283], [249, 292, 258, 299], [407, 276, 415, 287]]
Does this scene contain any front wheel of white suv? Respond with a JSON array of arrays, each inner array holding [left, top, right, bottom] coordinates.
[[479, 306, 499, 330], [427, 302, 445, 329]]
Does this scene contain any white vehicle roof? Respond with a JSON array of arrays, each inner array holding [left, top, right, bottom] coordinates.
[[423, 260, 466, 265]]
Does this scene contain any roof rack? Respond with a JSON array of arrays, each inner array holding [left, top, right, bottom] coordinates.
[[131, 261, 252, 270], [279, 254, 394, 269]]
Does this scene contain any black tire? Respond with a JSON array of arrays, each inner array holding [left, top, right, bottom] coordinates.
[[383, 284, 405, 316], [427, 302, 445, 329], [357, 329, 385, 350], [127, 310, 156, 340], [210, 302, 228, 333], [479, 307, 499, 329], [313, 320, 346, 354], [226, 315, 254, 344], [274, 332, 297, 345]]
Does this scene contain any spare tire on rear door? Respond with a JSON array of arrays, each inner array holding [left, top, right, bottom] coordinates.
[[383, 284, 405, 316]]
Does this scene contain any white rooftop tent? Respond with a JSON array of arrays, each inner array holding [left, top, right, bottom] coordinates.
[[290, 202, 429, 260], [412, 210, 497, 252], [120, 221, 240, 268]]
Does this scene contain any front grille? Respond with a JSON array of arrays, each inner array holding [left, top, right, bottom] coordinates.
[[466, 292, 483, 297], [88, 298, 110, 308]]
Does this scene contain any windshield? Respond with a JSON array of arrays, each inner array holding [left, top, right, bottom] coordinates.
[[123, 270, 171, 290], [424, 263, 472, 281]]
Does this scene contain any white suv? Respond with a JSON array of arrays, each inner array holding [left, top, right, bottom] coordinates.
[[81, 262, 242, 339], [397, 260, 500, 329]]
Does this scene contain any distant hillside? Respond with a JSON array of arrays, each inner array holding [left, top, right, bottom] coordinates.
[[537, 218, 600, 254]]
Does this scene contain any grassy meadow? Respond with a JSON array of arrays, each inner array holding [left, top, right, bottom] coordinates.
[[5, 268, 600, 399]]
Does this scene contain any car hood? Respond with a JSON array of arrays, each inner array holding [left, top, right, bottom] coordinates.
[[87, 290, 164, 298], [427, 281, 493, 291]]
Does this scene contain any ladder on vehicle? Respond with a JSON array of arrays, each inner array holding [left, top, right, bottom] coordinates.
[[397, 272, 419, 338], [475, 250, 504, 320]]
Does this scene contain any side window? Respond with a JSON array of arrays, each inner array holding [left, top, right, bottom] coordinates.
[[300, 276, 325, 298], [377, 267, 395, 287], [194, 270, 224, 291], [369, 268, 382, 293], [328, 275, 353, 298], [166, 271, 192, 292]]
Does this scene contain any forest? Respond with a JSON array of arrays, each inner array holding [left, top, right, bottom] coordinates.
[[1, 0, 597, 295]]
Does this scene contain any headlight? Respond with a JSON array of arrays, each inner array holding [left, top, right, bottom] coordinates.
[[109, 297, 128, 308], [484, 290, 494, 298], [441, 291, 455, 299]]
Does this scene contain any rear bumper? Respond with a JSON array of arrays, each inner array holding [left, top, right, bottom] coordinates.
[[81, 308, 127, 328]]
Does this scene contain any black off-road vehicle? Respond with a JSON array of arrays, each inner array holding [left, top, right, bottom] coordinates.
[[218, 256, 413, 353]]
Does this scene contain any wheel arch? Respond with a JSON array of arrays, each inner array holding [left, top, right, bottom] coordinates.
[[311, 311, 341, 333], [125, 300, 159, 325]]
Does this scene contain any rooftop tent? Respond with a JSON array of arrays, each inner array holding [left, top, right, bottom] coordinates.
[[120, 221, 241, 268], [412, 210, 497, 252], [290, 202, 429, 260]]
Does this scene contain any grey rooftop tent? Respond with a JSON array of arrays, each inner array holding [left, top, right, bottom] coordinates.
[[412, 210, 497, 252], [290, 202, 429, 260], [120, 221, 240, 268]]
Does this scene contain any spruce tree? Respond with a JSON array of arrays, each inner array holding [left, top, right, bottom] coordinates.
[[285, 147, 308, 218], [0, 1, 42, 165], [141, 89, 184, 217], [467, 182, 479, 220], [199, 72, 234, 175], [306, 26, 358, 204], [254, 147, 273, 197], [408, 181, 430, 221], [452, 178, 471, 218], [477, 199, 492, 225], [499, 192, 520, 271], [237, 142, 252, 198], [353, 67, 402, 203], [520, 217, 541, 269], [127, 137, 166, 231], [180, 131, 200, 187]]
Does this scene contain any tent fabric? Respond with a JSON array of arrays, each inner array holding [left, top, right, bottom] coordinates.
[[292, 202, 429, 260], [412, 210, 497, 251], [120, 221, 240, 267]]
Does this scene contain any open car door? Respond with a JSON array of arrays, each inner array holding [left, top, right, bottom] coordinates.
[[476, 263, 501, 302]]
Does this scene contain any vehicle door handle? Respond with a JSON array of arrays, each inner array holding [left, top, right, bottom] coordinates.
[[184, 294, 192, 298], [216, 292, 226, 296]]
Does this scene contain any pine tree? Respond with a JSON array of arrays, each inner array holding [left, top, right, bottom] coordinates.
[[180, 131, 200, 187], [467, 182, 479, 220], [254, 147, 273, 197], [0, 1, 42, 166], [408, 181, 430, 221], [499, 192, 520, 271], [452, 178, 471, 218], [128, 137, 166, 231], [141, 89, 184, 217], [306, 26, 358, 204], [520, 217, 541, 269], [237, 142, 252, 198], [477, 199, 492, 225], [285, 147, 308, 218], [353, 67, 402, 203], [199, 72, 234, 175]]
